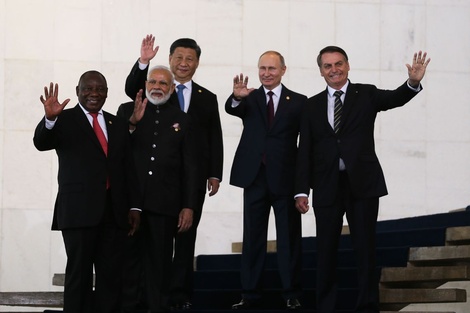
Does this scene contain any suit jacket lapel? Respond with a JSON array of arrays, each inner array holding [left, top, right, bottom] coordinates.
[[340, 83, 358, 132], [272, 85, 290, 129], [187, 81, 201, 114], [256, 86, 269, 128], [103, 111, 115, 157]]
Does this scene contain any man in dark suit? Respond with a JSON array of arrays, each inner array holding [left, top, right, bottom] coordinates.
[[33, 71, 141, 313], [117, 65, 198, 312], [124, 35, 224, 310], [295, 46, 431, 313], [227, 51, 306, 310]]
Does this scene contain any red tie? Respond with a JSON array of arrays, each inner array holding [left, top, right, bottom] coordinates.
[[90, 112, 109, 189], [90, 112, 108, 156], [267, 91, 274, 127]]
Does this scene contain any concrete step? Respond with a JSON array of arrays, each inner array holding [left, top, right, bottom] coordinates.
[[379, 288, 466, 304], [446, 226, 470, 245], [409, 245, 470, 265], [380, 311, 455, 313], [380, 265, 470, 286], [0, 292, 63, 307]]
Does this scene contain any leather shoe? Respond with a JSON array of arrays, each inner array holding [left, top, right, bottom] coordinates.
[[171, 301, 192, 310], [232, 299, 256, 310], [286, 298, 301, 310]]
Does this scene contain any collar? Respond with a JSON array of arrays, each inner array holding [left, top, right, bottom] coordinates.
[[78, 103, 103, 116], [327, 80, 349, 97], [174, 80, 192, 92], [263, 84, 283, 98]]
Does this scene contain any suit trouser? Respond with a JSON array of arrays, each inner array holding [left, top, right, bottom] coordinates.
[[169, 190, 205, 304], [62, 194, 126, 313], [142, 212, 178, 312], [241, 165, 302, 300], [314, 171, 380, 313]]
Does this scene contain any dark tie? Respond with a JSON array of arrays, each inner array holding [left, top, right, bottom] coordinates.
[[267, 91, 274, 127], [90, 112, 108, 155], [333, 90, 344, 133], [177, 84, 185, 111]]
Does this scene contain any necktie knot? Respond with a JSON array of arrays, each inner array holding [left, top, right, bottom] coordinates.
[[176, 84, 185, 111], [334, 90, 343, 98]]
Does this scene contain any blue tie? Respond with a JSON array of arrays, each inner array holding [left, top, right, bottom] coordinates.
[[176, 84, 185, 111]]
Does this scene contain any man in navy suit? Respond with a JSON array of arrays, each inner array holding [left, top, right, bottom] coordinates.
[[33, 71, 141, 313], [227, 51, 306, 310], [295, 46, 430, 313], [123, 35, 223, 310]]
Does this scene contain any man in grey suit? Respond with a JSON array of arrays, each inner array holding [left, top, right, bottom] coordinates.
[[295, 46, 430, 313]]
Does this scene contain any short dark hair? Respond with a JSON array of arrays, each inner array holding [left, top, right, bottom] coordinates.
[[170, 38, 201, 59], [78, 70, 107, 86], [317, 46, 348, 67]]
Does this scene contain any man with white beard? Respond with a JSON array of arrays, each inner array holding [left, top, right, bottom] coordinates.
[[117, 65, 198, 313]]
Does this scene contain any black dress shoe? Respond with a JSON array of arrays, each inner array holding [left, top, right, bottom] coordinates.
[[286, 298, 301, 310], [232, 299, 256, 310], [170, 301, 192, 310]]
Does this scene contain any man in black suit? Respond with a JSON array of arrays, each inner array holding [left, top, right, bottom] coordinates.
[[117, 65, 198, 312], [227, 51, 306, 310], [124, 35, 224, 310], [295, 46, 431, 313], [33, 71, 141, 313]]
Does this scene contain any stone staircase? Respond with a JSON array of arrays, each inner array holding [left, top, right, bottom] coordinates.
[[379, 225, 470, 312], [2, 210, 470, 313]]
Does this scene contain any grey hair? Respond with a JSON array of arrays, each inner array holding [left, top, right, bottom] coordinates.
[[147, 65, 175, 81]]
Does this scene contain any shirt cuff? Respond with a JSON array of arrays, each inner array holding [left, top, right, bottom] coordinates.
[[45, 116, 58, 129], [138, 61, 149, 70], [407, 81, 422, 92]]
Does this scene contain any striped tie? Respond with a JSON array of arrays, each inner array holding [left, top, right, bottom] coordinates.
[[333, 90, 344, 133]]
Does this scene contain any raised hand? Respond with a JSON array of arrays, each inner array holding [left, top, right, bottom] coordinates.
[[129, 89, 148, 126], [140, 34, 159, 64], [232, 73, 255, 99], [406, 51, 431, 87], [40, 82, 70, 121]]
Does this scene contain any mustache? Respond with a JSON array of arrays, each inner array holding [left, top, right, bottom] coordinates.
[[149, 89, 165, 96]]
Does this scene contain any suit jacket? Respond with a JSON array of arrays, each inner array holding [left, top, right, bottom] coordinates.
[[295, 81, 421, 207], [125, 60, 224, 194], [117, 100, 198, 217], [225, 85, 307, 196], [33, 105, 140, 230]]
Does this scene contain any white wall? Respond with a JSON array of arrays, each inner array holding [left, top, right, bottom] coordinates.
[[0, 0, 469, 305]]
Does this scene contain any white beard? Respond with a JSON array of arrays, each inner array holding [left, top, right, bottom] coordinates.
[[146, 89, 171, 105]]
